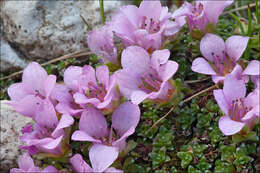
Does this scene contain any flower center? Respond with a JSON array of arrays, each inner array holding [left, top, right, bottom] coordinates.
[[85, 81, 107, 102], [192, 3, 203, 18], [139, 72, 162, 93], [210, 51, 235, 76], [229, 99, 249, 122], [140, 16, 161, 34]]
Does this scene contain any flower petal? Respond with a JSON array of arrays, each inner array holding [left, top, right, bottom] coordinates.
[[131, 90, 150, 105], [22, 62, 48, 95], [52, 114, 74, 138], [71, 130, 102, 143], [213, 89, 229, 115], [96, 65, 109, 89], [200, 34, 225, 62], [44, 75, 56, 98], [223, 74, 246, 104], [70, 154, 92, 172], [191, 58, 216, 75], [139, 0, 162, 21], [219, 115, 245, 136], [18, 153, 34, 171], [90, 144, 119, 173], [243, 60, 260, 76], [8, 83, 32, 101], [112, 102, 140, 137], [42, 166, 58, 173], [121, 46, 150, 74], [225, 35, 249, 61], [151, 49, 170, 72], [158, 60, 179, 81], [79, 109, 107, 139], [64, 66, 82, 91]]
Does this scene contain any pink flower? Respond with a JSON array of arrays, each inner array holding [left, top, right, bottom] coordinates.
[[20, 114, 74, 155], [71, 102, 140, 150], [87, 24, 118, 65], [55, 65, 117, 116], [10, 153, 58, 173], [8, 62, 57, 118], [214, 74, 259, 136], [243, 60, 260, 88], [115, 46, 178, 104], [111, 0, 185, 51], [70, 145, 122, 173], [172, 0, 233, 34], [191, 34, 249, 83]]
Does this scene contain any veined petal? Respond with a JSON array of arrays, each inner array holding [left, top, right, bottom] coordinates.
[[96, 65, 109, 89], [213, 89, 229, 115], [18, 153, 34, 171], [52, 114, 74, 138], [158, 60, 179, 81], [64, 66, 82, 91], [131, 90, 150, 105], [191, 58, 216, 75], [71, 130, 102, 143], [225, 35, 249, 61], [8, 83, 32, 101], [243, 60, 260, 75], [79, 109, 107, 139], [219, 115, 245, 136], [112, 102, 140, 137], [200, 34, 225, 62], [90, 144, 119, 173], [70, 154, 92, 172], [151, 49, 170, 72], [139, 0, 162, 21], [44, 75, 56, 98]]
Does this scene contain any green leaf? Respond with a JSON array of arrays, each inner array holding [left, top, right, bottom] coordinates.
[[177, 151, 193, 168]]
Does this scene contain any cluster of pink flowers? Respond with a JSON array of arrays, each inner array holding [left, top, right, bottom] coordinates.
[[7, 0, 259, 172]]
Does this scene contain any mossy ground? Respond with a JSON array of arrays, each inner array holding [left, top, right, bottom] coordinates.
[[1, 1, 259, 172]]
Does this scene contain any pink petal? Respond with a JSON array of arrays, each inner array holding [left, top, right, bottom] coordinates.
[[90, 144, 119, 173], [244, 89, 260, 108], [204, 0, 233, 26], [219, 115, 245, 136], [80, 65, 97, 87], [40, 135, 63, 150], [70, 154, 92, 172], [213, 89, 229, 115], [151, 49, 170, 72], [8, 83, 32, 101], [242, 105, 259, 121], [73, 92, 99, 104], [105, 167, 123, 173], [243, 60, 260, 75], [51, 84, 73, 103], [64, 66, 82, 91], [96, 65, 109, 88], [34, 100, 58, 128], [112, 126, 135, 150], [159, 60, 179, 81], [191, 58, 216, 75], [212, 75, 225, 84], [121, 46, 150, 74], [115, 69, 140, 99], [112, 102, 140, 137], [79, 109, 108, 139], [71, 130, 102, 143], [200, 34, 225, 62], [225, 35, 249, 61], [22, 62, 48, 95], [44, 75, 56, 98], [10, 95, 42, 118], [42, 166, 58, 173], [139, 0, 162, 21], [52, 114, 74, 138], [171, 2, 192, 18], [223, 74, 246, 104], [131, 90, 149, 105], [18, 153, 34, 171]]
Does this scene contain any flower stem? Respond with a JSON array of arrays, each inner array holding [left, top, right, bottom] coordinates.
[[99, 0, 105, 24]]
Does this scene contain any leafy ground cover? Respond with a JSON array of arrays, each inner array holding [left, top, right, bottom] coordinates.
[[1, 0, 259, 172]]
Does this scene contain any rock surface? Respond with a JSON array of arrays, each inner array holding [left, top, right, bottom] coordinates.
[[0, 100, 32, 170], [0, 0, 126, 72]]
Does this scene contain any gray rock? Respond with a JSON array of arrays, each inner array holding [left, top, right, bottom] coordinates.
[[0, 100, 32, 170], [0, 0, 127, 72], [0, 39, 28, 72]]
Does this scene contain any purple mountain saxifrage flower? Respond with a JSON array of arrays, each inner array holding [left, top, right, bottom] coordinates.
[[20, 114, 74, 155], [172, 0, 233, 38], [115, 46, 178, 105], [111, 0, 185, 52], [54, 65, 118, 116], [71, 102, 140, 150], [213, 74, 259, 136], [10, 153, 58, 173], [7, 62, 57, 119], [191, 33, 249, 83], [87, 24, 118, 65], [70, 145, 122, 173]]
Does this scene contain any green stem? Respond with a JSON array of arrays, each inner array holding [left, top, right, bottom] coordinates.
[[229, 12, 246, 35], [99, 0, 105, 24], [256, 0, 260, 24], [248, 5, 252, 37]]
